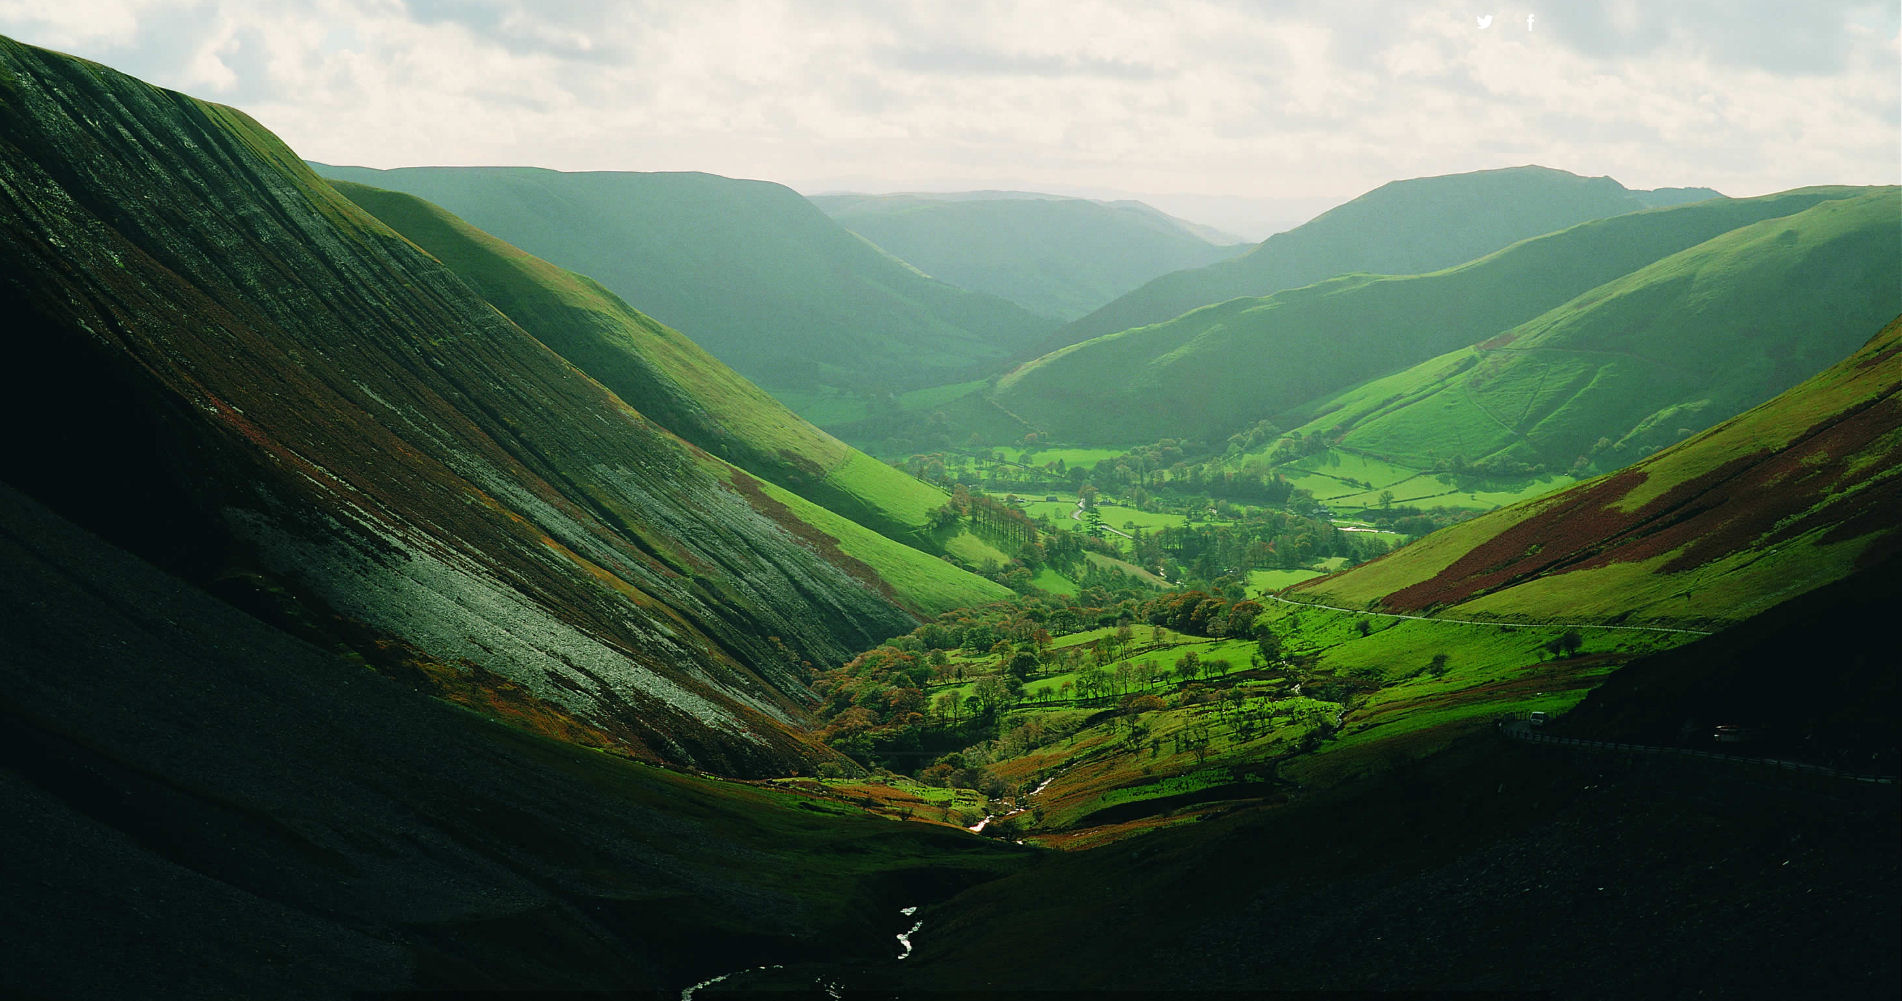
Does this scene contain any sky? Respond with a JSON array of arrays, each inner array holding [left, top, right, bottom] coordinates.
[[2, 1, 1897, 236]]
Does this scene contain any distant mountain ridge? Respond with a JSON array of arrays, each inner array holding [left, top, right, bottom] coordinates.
[[1053, 165, 1723, 349], [311, 163, 1056, 392], [809, 191, 1248, 319], [1284, 188, 1902, 472], [993, 186, 1878, 448]]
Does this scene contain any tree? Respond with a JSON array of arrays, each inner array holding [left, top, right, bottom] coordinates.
[[1223, 600, 1262, 638], [1427, 653, 1450, 677], [1005, 651, 1040, 683], [1254, 626, 1282, 663], [1545, 629, 1585, 659], [934, 690, 963, 726]]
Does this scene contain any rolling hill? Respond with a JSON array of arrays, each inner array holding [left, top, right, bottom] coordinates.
[[327, 179, 955, 547], [310, 162, 1056, 393], [992, 186, 1886, 447], [1052, 165, 1722, 348], [1281, 189, 1901, 472], [0, 35, 1004, 776], [1289, 312, 1902, 626], [808, 191, 1248, 320]]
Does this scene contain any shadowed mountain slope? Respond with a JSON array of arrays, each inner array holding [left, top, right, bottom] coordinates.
[[809, 191, 1248, 320], [1290, 314, 1902, 626], [1053, 165, 1721, 348], [0, 36, 1000, 774], [0, 481, 1025, 999], [328, 179, 965, 549], [881, 684, 1896, 999], [312, 162, 1056, 392], [993, 186, 1880, 446]]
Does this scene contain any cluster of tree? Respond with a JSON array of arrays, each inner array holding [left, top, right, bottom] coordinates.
[[1428, 452, 1550, 484], [1139, 590, 1265, 641], [1130, 509, 1383, 582], [1358, 504, 1469, 538], [811, 589, 1165, 764]]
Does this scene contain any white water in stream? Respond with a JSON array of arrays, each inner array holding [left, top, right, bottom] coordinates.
[[966, 772, 1060, 833], [681, 963, 782, 1000], [679, 905, 924, 997], [896, 904, 923, 960]]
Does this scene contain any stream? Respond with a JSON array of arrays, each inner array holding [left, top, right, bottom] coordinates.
[[966, 771, 1059, 834], [682, 774, 1063, 996], [679, 905, 924, 999]]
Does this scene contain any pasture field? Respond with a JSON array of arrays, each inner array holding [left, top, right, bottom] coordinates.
[[883, 594, 1701, 848]]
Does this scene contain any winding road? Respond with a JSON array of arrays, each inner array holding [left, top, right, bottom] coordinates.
[[1071, 498, 1135, 539], [1499, 719, 1896, 784]]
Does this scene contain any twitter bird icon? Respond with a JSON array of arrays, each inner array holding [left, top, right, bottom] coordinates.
[[1477, 13, 1494, 28]]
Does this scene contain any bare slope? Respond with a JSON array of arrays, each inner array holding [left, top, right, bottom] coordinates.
[[0, 36, 998, 774]]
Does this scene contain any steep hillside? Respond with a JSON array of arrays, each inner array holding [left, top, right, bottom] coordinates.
[[0, 36, 1000, 775], [993, 187, 1871, 445], [1291, 314, 1902, 626], [809, 191, 1247, 320], [1290, 189, 1901, 471], [1054, 165, 1720, 347], [0, 481, 1025, 998], [328, 179, 960, 547], [881, 700, 1896, 999], [312, 163, 1055, 392]]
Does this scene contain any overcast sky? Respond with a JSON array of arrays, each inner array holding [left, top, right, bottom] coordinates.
[[3, 1, 1896, 232]]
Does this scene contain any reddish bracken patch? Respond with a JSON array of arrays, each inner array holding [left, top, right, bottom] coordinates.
[[1382, 389, 1902, 613]]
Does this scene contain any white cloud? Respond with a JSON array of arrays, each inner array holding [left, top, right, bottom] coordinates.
[[0, 0, 1895, 204]]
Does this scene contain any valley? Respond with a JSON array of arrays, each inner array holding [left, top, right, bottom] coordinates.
[[0, 24, 1896, 1001]]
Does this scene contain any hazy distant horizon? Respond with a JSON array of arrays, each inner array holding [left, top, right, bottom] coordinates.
[[5, 1, 1894, 222]]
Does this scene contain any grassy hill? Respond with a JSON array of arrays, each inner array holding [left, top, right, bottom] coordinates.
[[0, 35, 1002, 775], [1052, 165, 1721, 348], [311, 163, 1056, 393], [328, 179, 958, 548], [1289, 189, 1901, 472], [809, 191, 1248, 320], [1291, 313, 1902, 626], [993, 186, 1876, 446]]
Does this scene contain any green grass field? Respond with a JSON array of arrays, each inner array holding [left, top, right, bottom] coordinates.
[[748, 475, 1011, 615]]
